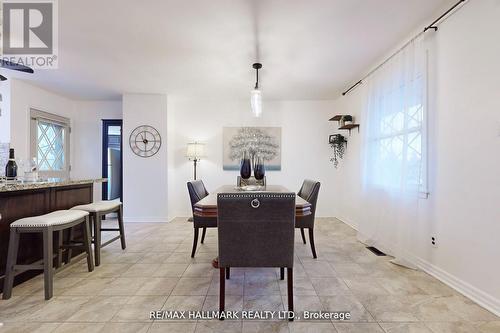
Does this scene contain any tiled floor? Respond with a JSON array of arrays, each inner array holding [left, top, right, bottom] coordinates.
[[1, 217, 498, 333]]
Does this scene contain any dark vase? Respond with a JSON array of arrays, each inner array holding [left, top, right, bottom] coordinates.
[[240, 153, 251, 180], [254, 157, 265, 180]]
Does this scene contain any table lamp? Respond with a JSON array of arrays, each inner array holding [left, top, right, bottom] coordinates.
[[186, 142, 205, 180]]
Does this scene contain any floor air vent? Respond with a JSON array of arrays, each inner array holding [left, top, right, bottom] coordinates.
[[366, 246, 386, 256]]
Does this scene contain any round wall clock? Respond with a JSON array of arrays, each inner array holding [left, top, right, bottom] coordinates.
[[129, 125, 162, 158]]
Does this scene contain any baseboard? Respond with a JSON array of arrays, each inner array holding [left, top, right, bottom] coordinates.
[[123, 217, 169, 223], [412, 256, 500, 317]]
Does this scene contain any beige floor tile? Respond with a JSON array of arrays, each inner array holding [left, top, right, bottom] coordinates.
[[441, 295, 498, 321], [98, 278, 147, 296], [52, 323, 105, 333], [183, 263, 215, 278], [424, 322, 480, 333], [475, 321, 500, 333], [411, 296, 473, 322], [310, 278, 351, 296], [1, 218, 497, 330], [112, 296, 167, 322], [379, 322, 433, 333], [171, 278, 211, 296], [60, 277, 114, 296], [302, 261, 337, 278], [203, 295, 243, 312], [343, 278, 391, 297], [194, 320, 243, 333], [283, 295, 325, 321], [243, 295, 284, 312], [288, 322, 337, 333], [243, 321, 290, 333], [88, 264, 132, 278], [134, 277, 179, 296], [161, 295, 206, 320], [29, 296, 92, 322], [0, 296, 48, 322], [66, 296, 128, 322], [137, 252, 172, 264], [0, 322, 60, 333], [244, 275, 281, 296], [279, 277, 317, 296], [334, 323, 383, 333], [166, 252, 196, 264], [120, 263, 161, 277], [358, 295, 426, 322], [100, 322, 151, 333], [154, 263, 189, 277], [149, 322, 197, 333], [208, 276, 244, 296], [319, 295, 374, 322]]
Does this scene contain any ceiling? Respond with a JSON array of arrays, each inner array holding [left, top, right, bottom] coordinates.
[[3, 0, 453, 100]]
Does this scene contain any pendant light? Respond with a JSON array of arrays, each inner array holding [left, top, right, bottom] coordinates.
[[251, 63, 262, 117]]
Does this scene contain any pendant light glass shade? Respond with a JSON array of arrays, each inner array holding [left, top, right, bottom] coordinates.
[[251, 88, 262, 117]]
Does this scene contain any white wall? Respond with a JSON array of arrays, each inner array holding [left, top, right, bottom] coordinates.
[[122, 94, 168, 222], [330, 0, 500, 315], [72, 101, 122, 200], [7, 79, 122, 201], [0, 81, 12, 143], [167, 99, 336, 220]]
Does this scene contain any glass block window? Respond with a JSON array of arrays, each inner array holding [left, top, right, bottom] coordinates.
[[30, 109, 70, 178]]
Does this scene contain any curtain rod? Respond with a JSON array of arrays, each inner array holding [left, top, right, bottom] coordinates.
[[341, 0, 467, 96]]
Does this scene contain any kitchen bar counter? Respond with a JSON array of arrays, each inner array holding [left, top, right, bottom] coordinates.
[[0, 178, 105, 291], [0, 178, 107, 192]]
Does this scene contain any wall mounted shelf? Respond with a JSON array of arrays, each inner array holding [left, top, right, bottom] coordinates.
[[329, 115, 360, 135], [339, 123, 360, 135]]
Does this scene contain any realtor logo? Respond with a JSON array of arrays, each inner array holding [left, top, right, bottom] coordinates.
[[1, 0, 58, 68]]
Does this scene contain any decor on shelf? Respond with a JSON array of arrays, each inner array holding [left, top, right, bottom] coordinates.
[[223, 127, 281, 170], [253, 156, 265, 181], [239, 151, 252, 180], [186, 142, 206, 180], [329, 134, 347, 168], [329, 115, 360, 135], [251, 63, 262, 117], [129, 125, 162, 158]]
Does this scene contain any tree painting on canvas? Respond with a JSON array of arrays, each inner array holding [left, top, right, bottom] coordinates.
[[223, 127, 281, 170]]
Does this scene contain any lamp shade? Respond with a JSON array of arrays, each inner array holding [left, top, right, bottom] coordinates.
[[186, 142, 205, 159], [250, 89, 262, 117]]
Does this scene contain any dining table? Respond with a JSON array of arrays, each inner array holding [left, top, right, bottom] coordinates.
[[193, 184, 312, 268]]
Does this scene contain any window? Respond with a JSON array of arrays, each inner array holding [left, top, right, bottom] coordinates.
[[30, 109, 70, 178], [364, 36, 427, 194]]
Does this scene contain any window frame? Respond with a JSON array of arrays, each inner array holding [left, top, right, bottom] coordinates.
[[30, 108, 71, 179]]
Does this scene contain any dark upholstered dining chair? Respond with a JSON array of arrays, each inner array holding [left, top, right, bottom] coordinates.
[[296, 180, 321, 258], [187, 180, 217, 257], [217, 192, 296, 320]]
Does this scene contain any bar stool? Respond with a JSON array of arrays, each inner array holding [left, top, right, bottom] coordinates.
[[71, 200, 126, 266], [2, 210, 94, 300]]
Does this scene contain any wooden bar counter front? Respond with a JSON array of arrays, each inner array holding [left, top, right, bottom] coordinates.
[[0, 179, 105, 292]]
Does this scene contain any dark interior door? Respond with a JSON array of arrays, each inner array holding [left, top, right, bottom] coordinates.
[[102, 119, 123, 201]]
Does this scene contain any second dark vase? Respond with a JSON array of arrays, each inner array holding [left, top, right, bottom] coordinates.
[[254, 158, 265, 180], [240, 155, 251, 180]]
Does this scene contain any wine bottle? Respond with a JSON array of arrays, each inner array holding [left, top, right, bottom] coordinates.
[[5, 148, 17, 180]]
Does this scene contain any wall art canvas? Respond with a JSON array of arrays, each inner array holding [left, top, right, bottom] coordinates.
[[223, 127, 281, 171]]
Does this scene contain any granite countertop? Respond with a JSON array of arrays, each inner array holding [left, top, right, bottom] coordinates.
[[0, 178, 107, 193]]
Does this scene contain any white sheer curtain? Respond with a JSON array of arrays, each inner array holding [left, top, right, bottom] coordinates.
[[358, 35, 427, 268]]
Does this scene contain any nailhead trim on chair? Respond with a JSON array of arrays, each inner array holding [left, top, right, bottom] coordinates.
[[10, 210, 89, 228], [218, 193, 296, 198]]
